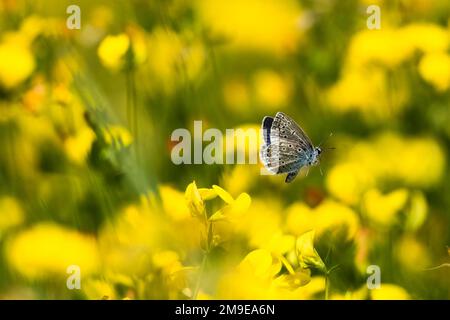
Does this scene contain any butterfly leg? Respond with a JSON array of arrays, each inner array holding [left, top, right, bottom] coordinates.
[[285, 170, 300, 183]]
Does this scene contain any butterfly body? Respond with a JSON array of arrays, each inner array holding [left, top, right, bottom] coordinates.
[[260, 112, 321, 183]]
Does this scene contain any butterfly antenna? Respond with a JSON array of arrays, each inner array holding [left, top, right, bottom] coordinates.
[[319, 164, 323, 176], [318, 132, 333, 148]]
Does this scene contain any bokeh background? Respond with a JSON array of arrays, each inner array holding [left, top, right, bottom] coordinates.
[[0, 0, 449, 299]]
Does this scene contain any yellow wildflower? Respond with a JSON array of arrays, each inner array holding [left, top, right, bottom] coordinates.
[[405, 191, 428, 232], [145, 28, 205, 93], [99, 202, 161, 277], [233, 198, 283, 249], [221, 165, 257, 197], [326, 162, 375, 205], [159, 185, 191, 221], [326, 67, 408, 119], [395, 236, 430, 271], [296, 230, 326, 271], [346, 29, 413, 68], [363, 188, 409, 227], [286, 200, 360, 239], [401, 23, 449, 54], [0, 197, 24, 235], [418, 52, 450, 91], [83, 279, 117, 300], [102, 125, 133, 147], [196, 0, 304, 54], [185, 181, 205, 218], [97, 34, 130, 70], [326, 133, 446, 205], [217, 249, 288, 299], [371, 284, 410, 300], [253, 70, 292, 110], [209, 185, 251, 222], [0, 38, 35, 88], [64, 127, 96, 164]]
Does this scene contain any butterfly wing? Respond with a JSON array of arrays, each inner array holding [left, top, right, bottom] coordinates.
[[260, 143, 306, 174], [272, 112, 314, 153], [262, 116, 274, 146]]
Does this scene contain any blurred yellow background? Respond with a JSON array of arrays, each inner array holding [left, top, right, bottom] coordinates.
[[0, 0, 449, 299]]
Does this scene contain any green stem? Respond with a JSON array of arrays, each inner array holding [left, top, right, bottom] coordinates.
[[126, 68, 139, 162], [193, 217, 212, 300], [192, 253, 207, 300]]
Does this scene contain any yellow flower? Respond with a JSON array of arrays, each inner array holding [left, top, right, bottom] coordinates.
[[326, 162, 375, 205], [326, 133, 446, 205], [286, 200, 360, 239], [185, 181, 205, 218], [363, 188, 409, 227], [346, 29, 413, 68], [99, 201, 161, 277], [125, 25, 148, 66], [212, 185, 234, 204], [0, 38, 35, 88], [401, 23, 449, 54], [371, 284, 410, 300], [395, 235, 430, 271], [326, 67, 408, 119], [217, 249, 286, 299], [273, 268, 311, 290], [405, 191, 428, 232], [89, 5, 114, 30], [144, 27, 205, 93], [159, 185, 190, 221], [346, 24, 448, 69], [97, 34, 130, 70], [102, 125, 133, 147], [296, 230, 326, 272], [0, 196, 24, 235], [152, 250, 187, 295], [264, 233, 296, 256], [83, 279, 117, 300], [253, 70, 292, 110], [221, 165, 257, 197], [196, 0, 304, 54], [233, 198, 283, 249], [331, 285, 368, 300], [238, 249, 281, 279], [7, 223, 100, 279], [209, 185, 251, 222], [382, 134, 445, 187], [418, 52, 450, 91]]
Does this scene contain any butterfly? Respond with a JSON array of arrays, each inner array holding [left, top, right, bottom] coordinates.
[[260, 112, 323, 183]]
